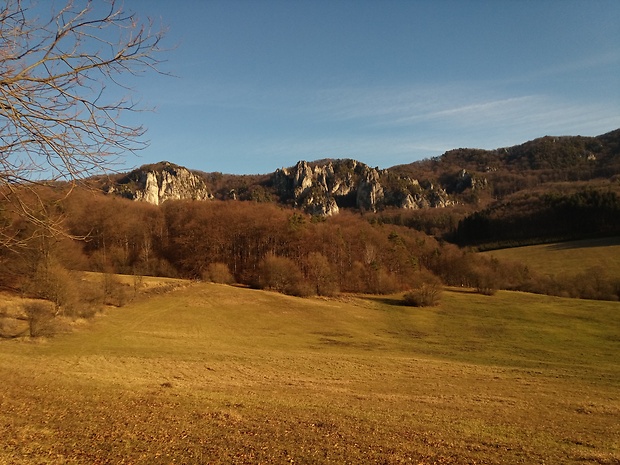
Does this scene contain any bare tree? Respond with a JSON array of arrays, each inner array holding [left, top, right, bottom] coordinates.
[[0, 0, 165, 248]]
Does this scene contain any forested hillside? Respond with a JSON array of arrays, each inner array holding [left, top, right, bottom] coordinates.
[[95, 129, 620, 249], [0, 186, 499, 295], [391, 129, 620, 198], [1, 129, 619, 319], [390, 129, 620, 245]]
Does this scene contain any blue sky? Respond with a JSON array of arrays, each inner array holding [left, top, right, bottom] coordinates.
[[121, 0, 620, 174]]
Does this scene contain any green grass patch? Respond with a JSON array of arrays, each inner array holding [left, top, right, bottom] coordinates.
[[483, 236, 620, 277], [1, 283, 619, 464]]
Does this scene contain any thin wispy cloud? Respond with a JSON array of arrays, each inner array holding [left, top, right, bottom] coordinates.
[[413, 96, 537, 121], [504, 50, 620, 84], [300, 86, 620, 138]]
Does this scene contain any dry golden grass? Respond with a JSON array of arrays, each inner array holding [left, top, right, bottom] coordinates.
[[1, 282, 619, 464]]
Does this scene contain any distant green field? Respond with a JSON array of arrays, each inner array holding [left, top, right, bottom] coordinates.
[[483, 236, 620, 277], [1, 283, 619, 464]]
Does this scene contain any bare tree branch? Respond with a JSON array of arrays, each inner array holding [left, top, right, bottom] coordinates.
[[0, 0, 166, 249]]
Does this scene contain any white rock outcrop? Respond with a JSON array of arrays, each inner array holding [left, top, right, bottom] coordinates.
[[113, 162, 213, 205]]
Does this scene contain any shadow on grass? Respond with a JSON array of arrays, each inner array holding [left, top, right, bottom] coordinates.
[[361, 288, 482, 308], [546, 236, 620, 250], [444, 287, 478, 295], [360, 296, 405, 307]]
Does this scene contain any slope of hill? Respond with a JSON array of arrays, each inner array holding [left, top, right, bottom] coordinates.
[[391, 128, 620, 200], [2, 129, 618, 303], [483, 237, 620, 277], [1, 283, 618, 464]]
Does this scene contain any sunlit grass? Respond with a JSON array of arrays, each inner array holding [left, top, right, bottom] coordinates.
[[483, 236, 620, 277], [1, 282, 619, 464]]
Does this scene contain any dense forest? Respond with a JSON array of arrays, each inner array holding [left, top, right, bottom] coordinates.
[[1, 187, 479, 295]]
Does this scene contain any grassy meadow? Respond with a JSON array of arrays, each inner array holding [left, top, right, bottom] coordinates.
[[483, 236, 620, 277], [1, 280, 619, 464]]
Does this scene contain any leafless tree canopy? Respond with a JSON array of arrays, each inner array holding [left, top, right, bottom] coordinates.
[[0, 0, 165, 247]]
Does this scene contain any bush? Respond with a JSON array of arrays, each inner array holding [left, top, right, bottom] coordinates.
[[517, 266, 620, 301], [28, 260, 79, 315], [102, 273, 129, 307], [286, 281, 315, 298], [372, 267, 401, 295], [475, 282, 498, 296], [305, 252, 339, 296], [203, 262, 234, 284], [403, 283, 442, 307], [24, 301, 57, 337], [257, 255, 304, 295]]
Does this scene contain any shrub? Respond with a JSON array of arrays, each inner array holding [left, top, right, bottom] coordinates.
[[403, 269, 443, 307], [466, 262, 499, 296], [203, 262, 234, 284], [102, 273, 129, 307], [257, 255, 304, 295], [372, 267, 401, 295], [305, 252, 339, 296], [24, 301, 57, 337], [28, 260, 79, 316], [403, 283, 442, 307], [286, 281, 315, 298], [475, 281, 498, 296]]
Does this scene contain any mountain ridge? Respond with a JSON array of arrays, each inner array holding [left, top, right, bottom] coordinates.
[[102, 129, 620, 221]]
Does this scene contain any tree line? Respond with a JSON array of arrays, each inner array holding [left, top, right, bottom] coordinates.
[[2, 186, 618, 319], [453, 187, 620, 248]]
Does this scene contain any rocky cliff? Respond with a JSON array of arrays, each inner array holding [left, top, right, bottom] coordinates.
[[108, 161, 213, 205], [106, 159, 455, 214], [101, 129, 619, 218], [272, 159, 452, 215]]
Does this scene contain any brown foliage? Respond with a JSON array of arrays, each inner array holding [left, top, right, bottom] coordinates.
[[403, 270, 443, 307], [257, 255, 308, 296], [24, 301, 57, 338], [6, 180, 618, 303], [28, 259, 79, 315], [303, 252, 339, 296], [0, 0, 166, 250], [403, 284, 442, 307], [204, 263, 235, 285]]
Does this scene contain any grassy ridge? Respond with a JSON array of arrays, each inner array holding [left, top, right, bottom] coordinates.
[[1, 283, 619, 464], [483, 236, 620, 277]]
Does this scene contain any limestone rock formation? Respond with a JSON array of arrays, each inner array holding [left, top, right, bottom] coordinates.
[[108, 161, 213, 205], [356, 169, 384, 212], [105, 158, 456, 215], [273, 159, 453, 215]]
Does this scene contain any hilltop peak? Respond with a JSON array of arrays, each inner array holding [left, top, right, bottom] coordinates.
[[107, 162, 213, 205]]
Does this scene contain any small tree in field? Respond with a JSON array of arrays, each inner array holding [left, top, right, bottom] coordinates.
[[403, 283, 442, 307], [23, 301, 55, 337], [204, 262, 234, 285], [258, 255, 307, 296], [305, 252, 339, 296], [27, 255, 79, 315], [403, 270, 443, 307], [102, 271, 128, 307], [0, 0, 165, 250]]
